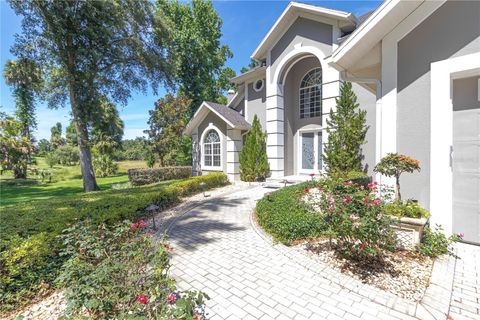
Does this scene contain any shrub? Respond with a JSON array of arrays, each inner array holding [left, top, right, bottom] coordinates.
[[93, 154, 118, 177], [417, 225, 462, 258], [54, 144, 80, 166], [316, 180, 397, 257], [128, 166, 192, 186], [374, 153, 420, 201], [57, 220, 207, 319], [323, 81, 369, 175], [239, 115, 269, 182], [0, 172, 228, 313], [384, 201, 430, 219], [256, 183, 325, 244]]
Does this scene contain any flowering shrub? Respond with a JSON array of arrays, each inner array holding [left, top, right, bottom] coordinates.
[[417, 225, 462, 258], [316, 180, 396, 257], [374, 153, 420, 201], [56, 220, 207, 319]]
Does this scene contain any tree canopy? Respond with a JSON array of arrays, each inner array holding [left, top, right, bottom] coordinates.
[[9, 0, 174, 191]]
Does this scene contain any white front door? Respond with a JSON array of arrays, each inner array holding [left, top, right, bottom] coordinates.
[[299, 130, 322, 174], [453, 108, 480, 243]]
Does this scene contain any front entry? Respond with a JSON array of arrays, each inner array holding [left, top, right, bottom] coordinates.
[[298, 130, 322, 174]]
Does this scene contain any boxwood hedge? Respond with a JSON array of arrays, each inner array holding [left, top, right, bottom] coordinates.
[[255, 182, 325, 244], [127, 166, 192, 186], [0, 172, 228, 313]]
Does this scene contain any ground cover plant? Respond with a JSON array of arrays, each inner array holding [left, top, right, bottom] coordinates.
[[0, 172, 228, 313], [57, 220, 207, 319], [255, 183, 325, 244]]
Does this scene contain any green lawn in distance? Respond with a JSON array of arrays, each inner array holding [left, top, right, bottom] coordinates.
[[0, 159, 147, 207]]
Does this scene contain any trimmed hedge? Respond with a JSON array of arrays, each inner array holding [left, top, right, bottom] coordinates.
[[128, 166, 192, 186], [255, 182, 325, 244], [0, 172, 228, 313]]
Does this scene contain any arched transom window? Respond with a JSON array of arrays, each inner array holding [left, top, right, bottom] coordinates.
[[203, 129, 221, 167], [299, 68, 322, 119]]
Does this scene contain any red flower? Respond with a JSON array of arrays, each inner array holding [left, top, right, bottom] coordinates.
[[137, 294, 148, 305], [343, 196, 352, 204], [359, 243, 366, 250], [373, 198, 381, 205], [309, 173, 315, 177], [138, 220, 147, 228], [130, 223, 139, 230], [362, 198, 369, 203], [167, 292, 177, 305], [304, 187, 310, 193]]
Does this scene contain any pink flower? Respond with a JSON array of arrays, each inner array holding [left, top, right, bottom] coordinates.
[[167, 293, 177, 305], [367, 182, 376, 188], [138, 220, 147, 228], [343, 196, 352, 204], [304, 187, 310, 193], [353, 222, 360, 229], [359, 243, 366, 250], [373, 198, 381, 205], [130, 223, 139, 230], [457, 232, 464, 238], [362, 198, 369, 203], [137, 294, 148, 305]]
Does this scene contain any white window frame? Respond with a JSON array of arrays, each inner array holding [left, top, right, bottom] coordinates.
[[200, 124, 223, 171], [297, 128, 323, 174], [299, 67, 323, 119], [253, 79, 264, 92]]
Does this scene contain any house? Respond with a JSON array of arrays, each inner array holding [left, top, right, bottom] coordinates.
[[184, 0, 480, 243]]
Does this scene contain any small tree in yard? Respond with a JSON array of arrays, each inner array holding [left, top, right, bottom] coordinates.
[[323, 81, 369, 176], [239, 115, 269, 181], [374, 153, 420, 201]]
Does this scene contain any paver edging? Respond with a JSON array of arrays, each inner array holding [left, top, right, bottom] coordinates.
[[249, 196, 456, 320]]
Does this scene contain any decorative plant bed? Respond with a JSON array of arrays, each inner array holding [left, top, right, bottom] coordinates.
[[294, 237, 433, 302], [390, 217, 428, 250]]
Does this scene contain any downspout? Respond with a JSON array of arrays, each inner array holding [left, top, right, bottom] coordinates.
[[340, 70, 383, 185]]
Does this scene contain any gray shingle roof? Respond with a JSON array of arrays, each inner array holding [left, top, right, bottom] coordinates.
[[204, 101, 251, 130]]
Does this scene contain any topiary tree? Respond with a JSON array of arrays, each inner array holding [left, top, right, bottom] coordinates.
[[323, 81, 369, 176], [374, 153, 420, 201], [239, 115, 269, 181]]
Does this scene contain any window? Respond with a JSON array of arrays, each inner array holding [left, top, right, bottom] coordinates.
[[254, 79, 264, 92], [299, 68, 322, 119], [203, 129, 221, 167]]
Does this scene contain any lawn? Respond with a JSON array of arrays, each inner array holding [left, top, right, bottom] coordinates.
[[0, 159, 147, 207]]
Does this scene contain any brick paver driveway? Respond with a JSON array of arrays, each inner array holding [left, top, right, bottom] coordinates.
[[167, 186, 479, 320]]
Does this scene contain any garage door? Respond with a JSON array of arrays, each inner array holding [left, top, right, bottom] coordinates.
[[452, 77, 480, 244]]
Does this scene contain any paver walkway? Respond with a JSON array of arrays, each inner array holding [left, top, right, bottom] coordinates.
[[167, 186, 480, 320]]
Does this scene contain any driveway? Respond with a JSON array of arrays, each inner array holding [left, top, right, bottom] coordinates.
[[167, 186, 480, 320]]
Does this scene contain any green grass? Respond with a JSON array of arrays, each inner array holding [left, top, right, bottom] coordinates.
[[0, 159, 147, 207]]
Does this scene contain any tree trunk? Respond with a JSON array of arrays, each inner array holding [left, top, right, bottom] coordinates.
[[13, 166, 27, 179], [395, 175, 401, 201], [67, 47, 99, 192]]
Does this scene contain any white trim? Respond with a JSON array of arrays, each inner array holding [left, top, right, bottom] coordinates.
[[253, 79, 264, 92], [200, 124, 223, 171], [252, 2, 355, 60], [430, 52, 480, 236], [297, 127, 323, 174], [244, 83, 249, 122]]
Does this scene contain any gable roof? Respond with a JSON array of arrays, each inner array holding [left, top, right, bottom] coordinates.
[[331, 0, 426, 70], [230, 66, 266, 85], [252, 2, 357, 60], [184, 101, 251, 135]]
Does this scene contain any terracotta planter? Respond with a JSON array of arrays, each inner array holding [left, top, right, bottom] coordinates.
[[390, 216, 428, 250]]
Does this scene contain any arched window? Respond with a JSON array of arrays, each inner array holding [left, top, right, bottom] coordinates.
[[299, 68, 322, 119], [203, 129, 221, 167]]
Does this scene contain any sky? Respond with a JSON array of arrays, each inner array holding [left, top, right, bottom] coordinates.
[[0, 0, 381, 140]]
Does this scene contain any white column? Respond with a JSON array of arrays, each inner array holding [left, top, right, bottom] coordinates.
[[226, 127, 242, 182], [191, 128, 200, 176], [266, 85, 285, 178]]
